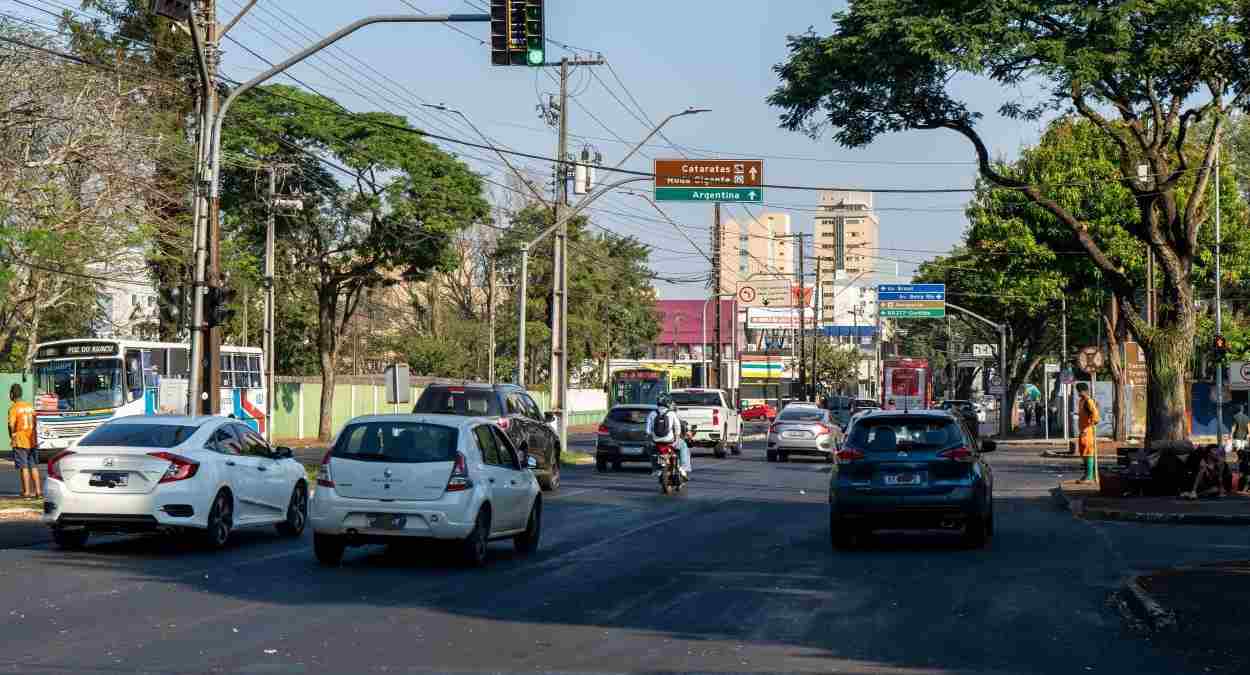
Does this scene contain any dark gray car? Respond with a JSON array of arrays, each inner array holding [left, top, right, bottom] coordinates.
[[595, 405, 658, 471], [829, 410, 996, 549]]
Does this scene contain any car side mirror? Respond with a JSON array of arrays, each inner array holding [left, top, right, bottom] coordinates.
[[980, 440, 997, 454], [273, 446, 294, 459], [544, 412, 555, 423], [526, 454, 538, 470]]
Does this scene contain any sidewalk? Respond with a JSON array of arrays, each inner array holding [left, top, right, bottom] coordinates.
[[1057, 480, 1250, 524], [1121, 562, 1250, 672]]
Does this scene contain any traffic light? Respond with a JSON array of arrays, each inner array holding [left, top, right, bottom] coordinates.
[[158, 284, 184, 330], [490, 0, 544, 66], [206, 286, 237, 328], [1214, 333, 1229, 362]]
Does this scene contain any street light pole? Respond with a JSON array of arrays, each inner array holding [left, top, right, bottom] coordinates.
[[195, 11, 491, 413], [946, 302, 1009, 437]]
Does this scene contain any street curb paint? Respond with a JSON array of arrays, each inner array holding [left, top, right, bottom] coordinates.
[[1120, 575, 1178, 632]]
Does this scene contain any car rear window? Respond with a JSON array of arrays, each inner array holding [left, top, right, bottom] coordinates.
[[412, 388, 501, 416], [78, 423, 198, 448], [853, 399, 878, 408], [333, 422, 459, 463], [848, 418, 963, 451], [608, 408, 652, 424], [671, 392, 722, 407], [778, 408, 825, 422]]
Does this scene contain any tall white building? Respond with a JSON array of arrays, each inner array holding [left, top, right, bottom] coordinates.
[[91, 248, 159, 339]]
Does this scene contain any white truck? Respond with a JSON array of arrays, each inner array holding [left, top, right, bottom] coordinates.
[[670, 388, 742, 458]]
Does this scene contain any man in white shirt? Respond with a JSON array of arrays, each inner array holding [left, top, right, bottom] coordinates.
[[647, 394, 691, 479]]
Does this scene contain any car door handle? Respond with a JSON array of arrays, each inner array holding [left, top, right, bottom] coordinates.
[[488, 477, 496, 484], [225, 460, 236, 466], [257, 466, 268, 472]]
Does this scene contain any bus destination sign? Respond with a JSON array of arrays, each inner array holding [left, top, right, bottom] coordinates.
[[36, 342, 120, 359]]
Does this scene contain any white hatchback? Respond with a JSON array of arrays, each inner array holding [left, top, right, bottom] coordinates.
[[43, 416, 310, 550], [310, 414, 542, 567]]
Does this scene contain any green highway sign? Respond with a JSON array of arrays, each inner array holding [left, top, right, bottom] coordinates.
[[654, 187, 763, 203], [879, 308, 946, 319]]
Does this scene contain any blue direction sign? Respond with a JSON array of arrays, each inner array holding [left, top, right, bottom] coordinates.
[[878, 283, 946, 318]]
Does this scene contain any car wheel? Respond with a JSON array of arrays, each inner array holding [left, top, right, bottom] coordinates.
[[713, 442, 727, 459], [731, 440, 742, 456], [461, 508, 491, 567], [276, 483, 308, 537], [202, 490, 233, 550], [513, 498, 542, 555], [314, 532, 346, 566], [766, 450, 777, 462], [830, 517, 855, 551], [962, 514, 989, 549], [596, 457, 608, 473], [539, 458, 560, 491], [52, 527, 89, 550]]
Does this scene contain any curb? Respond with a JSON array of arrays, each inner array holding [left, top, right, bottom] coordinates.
[[1120, 575, 1178, 631], [1055, 484, 1250, 525], [0, 508, 40, 515]]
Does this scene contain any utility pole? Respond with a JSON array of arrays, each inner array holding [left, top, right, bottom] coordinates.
[[550, 56, 571, 458], [201, 0, 224, 417], [796, 234, 808, 401], [264, 164, 276, 441], [712, 202, 722, 389], [813, 255, 821, 400], [487, 251, 497, 385], [1216, 140, 1224, 446]]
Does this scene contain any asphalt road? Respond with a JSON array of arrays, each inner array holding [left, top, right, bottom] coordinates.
[[0, 438, 1246, 674]]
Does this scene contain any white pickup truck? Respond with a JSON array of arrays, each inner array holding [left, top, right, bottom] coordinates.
[[670, 388, 742, 458]]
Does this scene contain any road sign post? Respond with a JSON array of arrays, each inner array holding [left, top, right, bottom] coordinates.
[[878, 284, 946, 319], [654, 159, 763, 203]]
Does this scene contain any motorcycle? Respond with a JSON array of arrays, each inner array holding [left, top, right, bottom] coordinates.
[[653, 442, 686, 495]]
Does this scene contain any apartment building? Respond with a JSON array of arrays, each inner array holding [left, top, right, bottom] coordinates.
[[814, 190, 880, 319], [715, 211, 794, 292]]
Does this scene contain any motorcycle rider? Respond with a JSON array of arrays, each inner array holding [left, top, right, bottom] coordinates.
[[647, 394, 691, 480]]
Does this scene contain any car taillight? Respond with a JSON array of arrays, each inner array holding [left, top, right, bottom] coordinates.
[[597, 423, 609, 434], [446, 452, 473, 492], [939, 446, 974, 462], [770, 423, 779, 434], [656, 443, 673, 455], [712, 410, 720, 426], [147, 452, 200, 483], [496, 417, 511, 431], [835, 448, 865, 464], [316, 448, 334, 488], [46, 450, 75, 481]]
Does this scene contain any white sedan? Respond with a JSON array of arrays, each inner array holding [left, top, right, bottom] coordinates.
[[310, 414, 542, 567], [43, 416, 309, 550]]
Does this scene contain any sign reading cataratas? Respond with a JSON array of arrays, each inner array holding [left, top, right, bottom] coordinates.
[[654, 159, 763, 202]]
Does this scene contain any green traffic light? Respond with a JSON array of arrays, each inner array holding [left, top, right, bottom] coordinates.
[[527, 48, 544, 65]]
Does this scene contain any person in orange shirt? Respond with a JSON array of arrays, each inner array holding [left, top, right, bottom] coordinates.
[[8, 383, 41, 499], [1076, 383, 1100, 483]]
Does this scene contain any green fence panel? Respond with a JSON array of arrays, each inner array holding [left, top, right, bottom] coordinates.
[[301, 383, 322, 439], [272, 382, 301, 439]]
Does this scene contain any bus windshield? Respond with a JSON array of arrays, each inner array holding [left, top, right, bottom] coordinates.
[[610, 371, 668, 406], [32, 358, 125, 412]]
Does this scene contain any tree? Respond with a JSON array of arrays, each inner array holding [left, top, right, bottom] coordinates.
[[222, 84, 491, 440], [770, 1, 1250, 442], [0, 24, 173, 367], [808, 339, 861, 396]]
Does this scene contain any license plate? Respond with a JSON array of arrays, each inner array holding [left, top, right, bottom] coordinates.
[[782, 431, 810, 439], [367, 514, 407, 530], [89, 472, 127, 487], [885, 473, 921, 486], [621, 445, 645, 455]]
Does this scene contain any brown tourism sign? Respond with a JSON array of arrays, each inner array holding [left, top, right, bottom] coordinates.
[[654, 159, 764, 202]]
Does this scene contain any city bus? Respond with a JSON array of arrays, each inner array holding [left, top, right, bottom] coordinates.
[[30, 339, 266, 450], [608, 367, 671, 407]]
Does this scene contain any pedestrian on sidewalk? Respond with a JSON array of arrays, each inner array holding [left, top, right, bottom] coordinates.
[[1076, 383, 1100, 483], [7, 383, 41, 499], [1233, 404, 1250, 492]]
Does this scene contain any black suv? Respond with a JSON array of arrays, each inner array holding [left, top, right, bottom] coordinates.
[[413, 383, 562, 491]]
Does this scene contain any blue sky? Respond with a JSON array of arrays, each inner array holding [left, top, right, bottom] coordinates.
[[11, 0, 1053, 298]]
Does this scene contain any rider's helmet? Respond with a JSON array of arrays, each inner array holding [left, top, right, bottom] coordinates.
[[657, 394, 673, 410]]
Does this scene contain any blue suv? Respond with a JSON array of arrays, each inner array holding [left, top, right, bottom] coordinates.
[[829, 409, 995, 549]]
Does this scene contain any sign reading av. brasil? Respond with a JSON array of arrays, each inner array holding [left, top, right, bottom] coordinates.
[[877, 283, 946, 319], [653, 159, 763, 203]]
